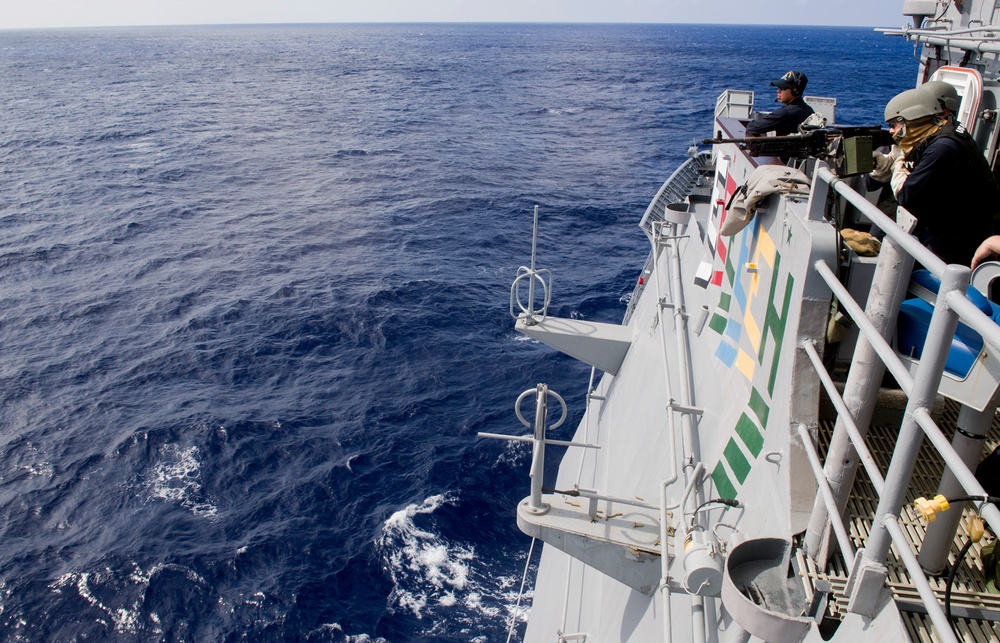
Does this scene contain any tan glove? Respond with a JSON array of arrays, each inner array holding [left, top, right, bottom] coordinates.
[[841, 228, 881, 257], [870, 148, 897, 183]]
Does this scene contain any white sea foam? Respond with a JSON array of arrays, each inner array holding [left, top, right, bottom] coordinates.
[[378, 494, 474, 619], [49, 571, 143, 635], [310, 623, 388, 642], [545, 106, 584, 116], [377, 493, 533, 637], [496, 439, 529, 467], [148, 443, 217, 517], [15, 442, 53, 478]]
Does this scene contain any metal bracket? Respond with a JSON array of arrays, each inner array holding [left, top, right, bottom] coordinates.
[[844, 548, 888, 617]]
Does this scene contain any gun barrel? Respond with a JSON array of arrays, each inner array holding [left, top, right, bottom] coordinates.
[[701, 132, 821, 146], [703, 126, 892, 151]]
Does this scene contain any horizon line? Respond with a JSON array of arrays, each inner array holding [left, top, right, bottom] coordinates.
[[0, 20, 902, 33]]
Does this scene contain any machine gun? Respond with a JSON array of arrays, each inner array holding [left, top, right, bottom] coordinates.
[[702, 125, 894, 176]]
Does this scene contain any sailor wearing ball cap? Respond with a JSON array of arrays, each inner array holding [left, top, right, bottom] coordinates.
[[745, 71, 815, 136]]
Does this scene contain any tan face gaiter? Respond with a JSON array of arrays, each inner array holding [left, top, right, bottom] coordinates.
[[898, 119, 943, 155]]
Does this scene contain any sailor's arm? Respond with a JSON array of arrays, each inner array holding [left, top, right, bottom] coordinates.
[[745, 105, 791, 136]]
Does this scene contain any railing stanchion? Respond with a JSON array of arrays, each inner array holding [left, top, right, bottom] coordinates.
[[847, 265, 969, 613]]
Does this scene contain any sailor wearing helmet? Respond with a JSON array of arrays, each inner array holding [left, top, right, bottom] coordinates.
[[881, 84, 1000, 266], [920, 79, 961, 123], [745, 71, 815, 136]]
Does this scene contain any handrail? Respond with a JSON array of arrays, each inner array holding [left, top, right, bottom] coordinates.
[[913, 407, 1000, 535], [883, 516, 960, 643], [812, 260, 915, 395], [796, 422, 857, 561], [801, 341, 885, 495], [817, 167, 947, 278], [947, 290, 1000, 354], [804, 165, 1000, 634], [623, 252, 655, 325]]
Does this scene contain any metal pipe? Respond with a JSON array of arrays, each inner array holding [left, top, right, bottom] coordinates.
[[661, 217, 705, 546], [559, 557, 576, 641], [528, 205, 539, 317], [570, 486, 660, 512], [864, 265, 969, 564], [800, 340, 885, 495], [883, 516, 960, 643], [660, 480, 674, 643], [913, 408, 1000, 537], [667, 221, 697, 442], [816, 167, 946, 277], [899, 33, 1000, 54], [724, 626, 752, 643], [804, 166, 916, 567], [949, 292, 1000, 354], [691, 597, 707, 643], [811, 260, 915, 393], [796, 423, 857, 561], [650, 222, 682, 489], [878, 25, 1000, 38], [530, 384, 549, 512], [803, 235, 912, 564], [918, 401, 996, 574], [475, 432, 599, 449], [680, 462, 706, 527]]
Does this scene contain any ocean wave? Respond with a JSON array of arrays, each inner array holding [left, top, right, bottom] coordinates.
[[332, 148, 400, 157], [375, 492, 530, 638], [377, 494, 470, 618], [147, 443, 218, 518], [309, 623, 389, 643]]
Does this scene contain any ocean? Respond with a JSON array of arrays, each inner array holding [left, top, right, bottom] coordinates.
[[0, 23, 912, 642]]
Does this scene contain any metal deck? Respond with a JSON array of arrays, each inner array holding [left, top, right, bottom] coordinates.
[[802, 399, 1000, 642]]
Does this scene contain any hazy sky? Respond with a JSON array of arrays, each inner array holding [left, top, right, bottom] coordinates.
[[6, 1, 908, 31]]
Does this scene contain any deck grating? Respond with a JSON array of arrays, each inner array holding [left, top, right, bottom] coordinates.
[[801, 399, 1000, 642]]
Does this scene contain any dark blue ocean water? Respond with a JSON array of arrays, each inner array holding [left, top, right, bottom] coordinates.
[[0, 23, 911, 642]]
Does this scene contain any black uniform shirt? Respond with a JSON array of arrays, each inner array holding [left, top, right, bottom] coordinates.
[[899, 126, 1000, 265], [745, 97, 815, 136]]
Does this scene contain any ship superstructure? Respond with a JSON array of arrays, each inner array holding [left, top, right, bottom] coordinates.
[[487, 1, 1000, 641]]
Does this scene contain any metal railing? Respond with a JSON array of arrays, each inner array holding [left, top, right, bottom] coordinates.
[[799, 164, 1000, 641], [638, 151, 712, 237]]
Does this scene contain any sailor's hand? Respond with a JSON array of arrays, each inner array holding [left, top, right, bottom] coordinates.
[[870, 146, 902, 183], [870, 150, 893, 182], [972, 235, 1000, 269]]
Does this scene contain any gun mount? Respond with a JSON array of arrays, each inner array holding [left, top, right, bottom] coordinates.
[[702, 126, 894, 176]]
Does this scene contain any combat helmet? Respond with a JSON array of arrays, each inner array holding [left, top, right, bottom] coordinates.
[[919, 80, 960, 113], [884, 87, 943, 122]]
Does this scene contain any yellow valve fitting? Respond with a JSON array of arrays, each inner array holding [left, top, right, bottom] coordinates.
[[914, 495, 950, 522]]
